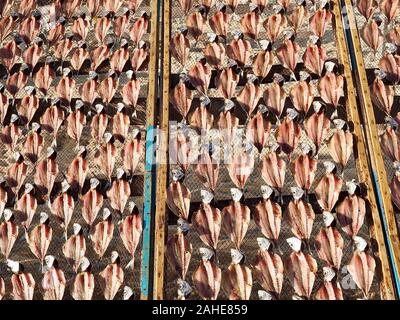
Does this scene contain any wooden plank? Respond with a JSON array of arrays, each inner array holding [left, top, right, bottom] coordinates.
[[140, 0, 160, 300], [335, 0, 397, 299], [153, 0, 170, 300]]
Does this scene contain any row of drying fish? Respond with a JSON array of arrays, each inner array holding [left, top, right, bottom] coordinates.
[[356, 1, 400, 211], [0, 191, 142, 300], [0, 13, 150, 73], [167, 182, 374, 300], [165, 0, 376, 300], [177, 0, 331, 14], [0, 0, 145, 21], [172, 3, 333, 79], [0, 252, 138, 300], [0, 137, 142, 226]]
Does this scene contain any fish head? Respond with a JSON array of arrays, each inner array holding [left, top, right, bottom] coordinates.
[[258, 290, 273, 300], [300, 71, 310, 82], [312, 101, 323, 113], [138, 41, 146, 49], [45, 255, 56, 268], [31, 122, 40, 132], [200, 95, 211, 107], [385, 42, 397, 54], [73, 223, 82, 235], [346, 180, 358, 195], [207, 32, 217, 43], [323, 161, 336, 174], [230, 188, 243, 202], [247, 73, 258, 84], [61, 180, 71, 193], [177, 279, 192, 298], [374, 69, 387, 80], [323, 266, 336, 282], [80, 257, 91, 272], [126, 70, 135, 80], [47, 147, 56, 158], [230, 248, 244, 264], [249, 3, 258, 12], [200, 189, 214, 204], [102, 208, 112, 220], [224, 99, 235, 111], [25, 85, 35, 95], [77, 145, 87, 157], [95, 104, 104, 114], [259, 40, 270, 51], [354, 236, 368, 252], [51, 97, 60, 106], [308, 35, 319, 46], [117, 102, 125, 112], [120, 38, 128, 48], [286, 108, 298, 120], [258, 104, 268, 114], [111, 251, 119, 263], [291, 187, 304, 200], [123, 286, 134, 300], [10, 114, 19, 124], [273, 4, 284, 14], [261, 185, 274, 200], [104, 132, 113, 143], [286, 237, 302, 252], [333, 119, 347, 130], [283, 29, 295, 41], [385, 116, 398, 129], [128, 201, 136, 212], [89, 71, 98, 80], [116, 168, 125, 179], [199, 247, 214, 261], [25, 183, 34, 194], [325, 61, 336, 73], [322, 211, 335, 227], [257, 237, 272, 251], [90, 178, 100, 190], [171, 168, 185, 182], [62, 67, 72, 77], [216, 2, 226, 12], [177, 218, 190, 233], [40, 212, 49, 224], [3, 209, 13, 222], [76, 100, 85, 110], [300, 142, 312, 155], [13, 151, 23, 162], [6, 259, 20, 274]]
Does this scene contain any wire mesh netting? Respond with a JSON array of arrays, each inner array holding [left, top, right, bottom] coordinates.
[[163, 0, 383, 300], [351, 1, 400, 232], [0, 0, 155, 300]]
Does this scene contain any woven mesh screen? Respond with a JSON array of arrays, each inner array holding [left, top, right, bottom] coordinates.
[[163, 0, 382, 300], [0, 0, 154, 300]]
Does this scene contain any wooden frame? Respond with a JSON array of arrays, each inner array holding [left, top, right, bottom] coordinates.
[[140, 0, 161, 300], [153, 0, 171, 300], [151, 0, 397, 299], [332, 0, 396, 299]]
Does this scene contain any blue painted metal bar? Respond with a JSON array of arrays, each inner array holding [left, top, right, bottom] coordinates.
[[340, 0, 400, 298], [140, 125, 157, 299]]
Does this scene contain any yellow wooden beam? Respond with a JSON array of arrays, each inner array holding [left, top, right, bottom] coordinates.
[[333, 0, 396, 299], [153, 0, 170, 300]]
